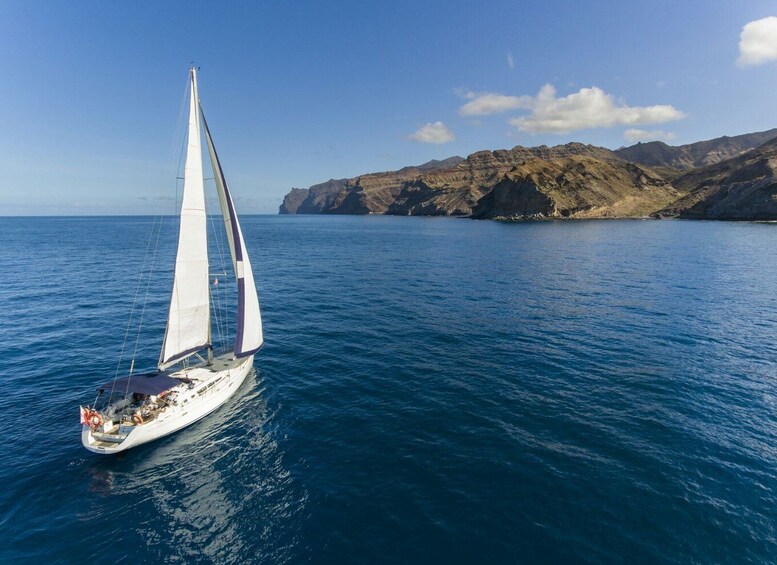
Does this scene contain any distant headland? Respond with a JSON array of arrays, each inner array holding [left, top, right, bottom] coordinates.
[[279, 128, 777, 221]]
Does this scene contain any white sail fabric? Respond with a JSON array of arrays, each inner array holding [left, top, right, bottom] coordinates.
[[201, 107, 264, 357], [160, 68, 210, 369]]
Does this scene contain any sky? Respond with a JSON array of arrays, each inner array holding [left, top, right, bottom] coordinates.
[[1, 1, 776, 215]]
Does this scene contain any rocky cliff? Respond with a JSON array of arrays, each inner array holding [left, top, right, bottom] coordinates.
[[471, 156, 679, 220], [656, 137, 777, 220], [279, 128, 777, 221], [278, 188, 309, 214], [277, 157, 464, 215]]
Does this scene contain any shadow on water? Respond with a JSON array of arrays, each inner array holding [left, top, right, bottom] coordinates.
[[3, 370, 305, 564], [79, 370, 305, 563]]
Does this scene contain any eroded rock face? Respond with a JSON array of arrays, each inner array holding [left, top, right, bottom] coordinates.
[[421, 143, 620, 196], [472, 157, 679, 220], [658, 138, 777, 220], [297, 178, 348, 214], [472, 177, 556, 219], [387, 181, 483, 216], [285, 158, 465, 215], [278, 188, 309, 214]]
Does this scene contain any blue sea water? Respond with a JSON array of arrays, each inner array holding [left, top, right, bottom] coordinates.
[[0, 215, 776, 563]]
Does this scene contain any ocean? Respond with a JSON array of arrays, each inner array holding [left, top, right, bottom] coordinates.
[[0, 215, 775, 563]]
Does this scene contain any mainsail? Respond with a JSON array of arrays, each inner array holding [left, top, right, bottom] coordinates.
[[201, 107, 264, 357], [159, 68, 211, 369]]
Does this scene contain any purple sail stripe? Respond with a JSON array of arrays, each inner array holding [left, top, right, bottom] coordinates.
[[234, 277, 246, 355], [235, 343, 263, 359]]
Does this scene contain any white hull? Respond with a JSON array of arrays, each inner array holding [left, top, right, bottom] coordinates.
[[82, 353, 253, 455]]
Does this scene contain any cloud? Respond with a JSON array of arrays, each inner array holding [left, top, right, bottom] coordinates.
[[508, 84, 685, 134], [409, 121, 455, 144], [507, 52, 514, 70], [737, 16, 777, 67], [459, 91, 533, 116], [623, 128, 676, 143]]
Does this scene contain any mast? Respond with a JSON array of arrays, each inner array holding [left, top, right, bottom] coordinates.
[[201, 105, 264, 358], [159, 67, 211, 370]]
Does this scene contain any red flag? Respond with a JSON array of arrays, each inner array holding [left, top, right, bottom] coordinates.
[[79, 406, 88, 425]]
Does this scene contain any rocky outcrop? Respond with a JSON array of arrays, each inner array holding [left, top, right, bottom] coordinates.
[[278, 188, 309, 214], [296, 178, 349, 214], [471, 156, 679, 220], [286, 158, 464, 215], [387, 182, 484, 216], [657, 138, 777, 220], [614, 128, 777, 170]]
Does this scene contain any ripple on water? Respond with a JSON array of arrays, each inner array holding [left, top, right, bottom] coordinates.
[[0, 216, 775, 563]]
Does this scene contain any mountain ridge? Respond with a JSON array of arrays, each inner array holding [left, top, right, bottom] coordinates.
[[613, 128, 777, 170], [279, 128, 777, 220], [656, 136, 777, 220]]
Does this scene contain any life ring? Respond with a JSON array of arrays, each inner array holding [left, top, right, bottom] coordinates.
[[132, 412, 144, 425], [88, 411, 103, 429]]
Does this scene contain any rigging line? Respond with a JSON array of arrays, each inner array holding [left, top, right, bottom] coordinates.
[[205, 177, 230, 348], [207, 208, 227, 349], [217, 223, 231, 349], [224, 268, 232, 350], [172, 75, 193, 216], [213, 214, 229, 347], [208, 282, 222, 354], [199, 108, 233, 347], [214, 220, 228, 344], [127, 211, 166, 381], [217, 221, 232, 348], [167, 75, 190, 183], [161, 78, 192, 365], [207, 214, 220, 348], [174, 141, 187, 216], [112, 79, 186, 388], [214, 276, 225, 350], [112, 214, 162, 384], [215, 223, 230, 347], [168, 75, 190, 217]]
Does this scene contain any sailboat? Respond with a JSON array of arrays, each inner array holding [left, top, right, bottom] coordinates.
[[80, 67, 263, 454]]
